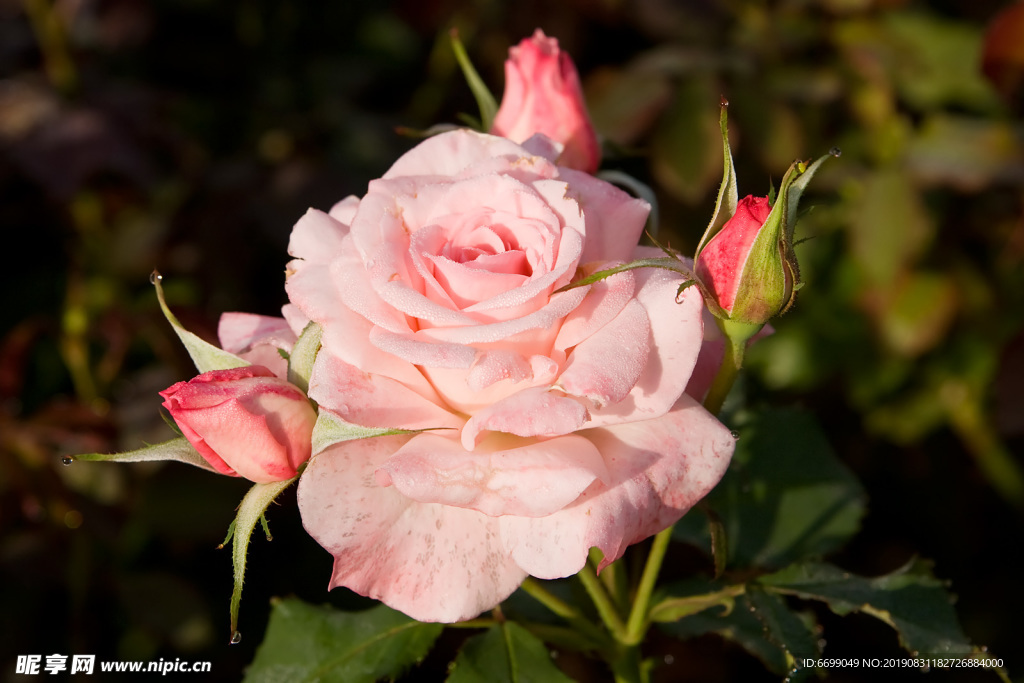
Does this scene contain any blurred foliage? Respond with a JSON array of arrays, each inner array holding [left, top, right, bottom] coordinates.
[[2, 0, 1023, 681]]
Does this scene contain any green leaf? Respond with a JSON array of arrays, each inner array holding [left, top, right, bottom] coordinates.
[[245, 598, 443, 683], [450, 29, 498, 132], [658, 583, 802, 676], [311, 410, 450, 456], [673, 407, 867, 569], [758, 558, 977, 656], [649, 584, 744, 623], [75, 437, 218, 473], [554, 257, 692, 294], [230, 477, 297, 640], [447, 622, 574, 683], [151, 271, 249, 374], [287, 321, 322, 395], [651, 77, 722, 206], [745, 588, 820, 681]]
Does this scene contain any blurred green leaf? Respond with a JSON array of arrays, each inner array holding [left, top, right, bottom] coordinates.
[[758, 558, 974, 656], [447, 622, 574, 683], [651, 77, 721, 204], [245, 598, 443, 683], [877, 270, 958, 357], [907, 115, 1024, 191], [674, 407, 866, 568]]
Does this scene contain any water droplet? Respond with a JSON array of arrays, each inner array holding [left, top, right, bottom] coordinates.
[[720, 95, 729, 107], [730, 431, 740, 439], [62, 456, 75, 466], [150, 270, 162, 285], [230, 631, 241, 644], [664, 654, 675, 665], [829, 146, 842, 158]]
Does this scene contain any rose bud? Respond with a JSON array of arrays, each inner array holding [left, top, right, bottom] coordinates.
[[160, 366, 317, 483], [694, 194, 797, 327], [490, 29, 601, 173]]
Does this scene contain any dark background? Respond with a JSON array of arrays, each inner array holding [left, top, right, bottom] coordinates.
[[2, 0, 1022, 680]]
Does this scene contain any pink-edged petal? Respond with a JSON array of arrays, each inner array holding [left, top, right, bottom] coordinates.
[[419, 287, 587, 346], [308, 348, 463, 430], [369, 327, 477, 369], [331, 247, 417, 335], [466, 350, 533, 392], [556, 298, 650, 407], [298, 435, 527, 622], [382, 129, 536, 180], [559, 167, 650, 263], [376, 431, 607, 517], [554, 269, 635, 352], [520, 133, 563, 162], [287, 208, 349, 263], [499, 395, 735, 578], [461, 386, 589, 449], [328, 195, 360, 224], [218, 313, 296, 354], [586, 263, 705, 427]]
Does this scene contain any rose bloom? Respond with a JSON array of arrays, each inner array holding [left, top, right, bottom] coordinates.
[[286, 129, 734, 622], [490, 29, 601, 174], [160, 365, 317, 483]]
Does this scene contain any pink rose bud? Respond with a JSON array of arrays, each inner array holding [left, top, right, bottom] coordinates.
[[694, 194, 798, 326], [160, 366, 317, 483], [490, 29, 601, 173]]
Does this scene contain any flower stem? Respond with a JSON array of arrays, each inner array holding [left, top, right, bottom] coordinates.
[[624, 526, 672, 644], [703, 333, 746, 416], [576, 563, 629, 643], [519, 577, 607, 645]]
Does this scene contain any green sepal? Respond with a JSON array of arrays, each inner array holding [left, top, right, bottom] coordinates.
[[311, 410, 452, 456], [287, 321, 322, 395], [151, 271, 249, 374], [694, 102, 738, 259], [230, 476, 297, 641], [75, 436, 218, 473], [554, 257, 694, 294], [450, 28, 498, 132]]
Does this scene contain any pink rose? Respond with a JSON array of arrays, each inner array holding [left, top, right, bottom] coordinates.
[[160, 366, 317, 483], [694, 195, 796, 325], [490, 29, 601, 173], [286, 129, 734, 622]]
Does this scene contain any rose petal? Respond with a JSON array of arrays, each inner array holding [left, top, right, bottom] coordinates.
[[499, 395, 735, 578], [298, 435, 527, 623], [559, 167, 650, 264], [287, 208, 350, 263], [556, 298, 650, 407], [383, 129, 538, 179], [308, 348, 463, 430], [377, 430, 606, 517], [460, 386, 590, 449]]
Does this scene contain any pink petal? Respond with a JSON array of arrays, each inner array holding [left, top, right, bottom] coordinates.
[[308, 348, 463, 430], [556, 298, 650, 407], [586, 261, 705, 427], [554, 269, 635, 352], [328, 195, 360, 224], [287, 208, 349, 263], [298, 435, 527, 622], [217, 313, 296, 354], [559, 167, 650, 264], [499, 395, 735, 578], [382, 129, 537, 180], [460, 386, 589, 449], [376, 431, 607, 517]]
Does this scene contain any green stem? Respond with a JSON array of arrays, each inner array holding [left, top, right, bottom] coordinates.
[[576, 563, 629, 643], [519, 578, 607, 646], [703, 334, 745, 416], [624, 526, 673, 644]]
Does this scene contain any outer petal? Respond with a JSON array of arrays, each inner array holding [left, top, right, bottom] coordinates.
[[308, 348, 463, 431], [460, 386, 589, 449], [377, 431, 607, 517], [498, 395, 735, 578], [383, 129, 543, 179], [298, 435, 528, 622], [559, 167, 650, 264], [287, 208, 350, 263], [586, 261, 705, 427]]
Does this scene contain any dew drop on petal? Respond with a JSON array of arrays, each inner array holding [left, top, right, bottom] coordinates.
[[62, 456, 75, 466], [230, 631, 241, 645]]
